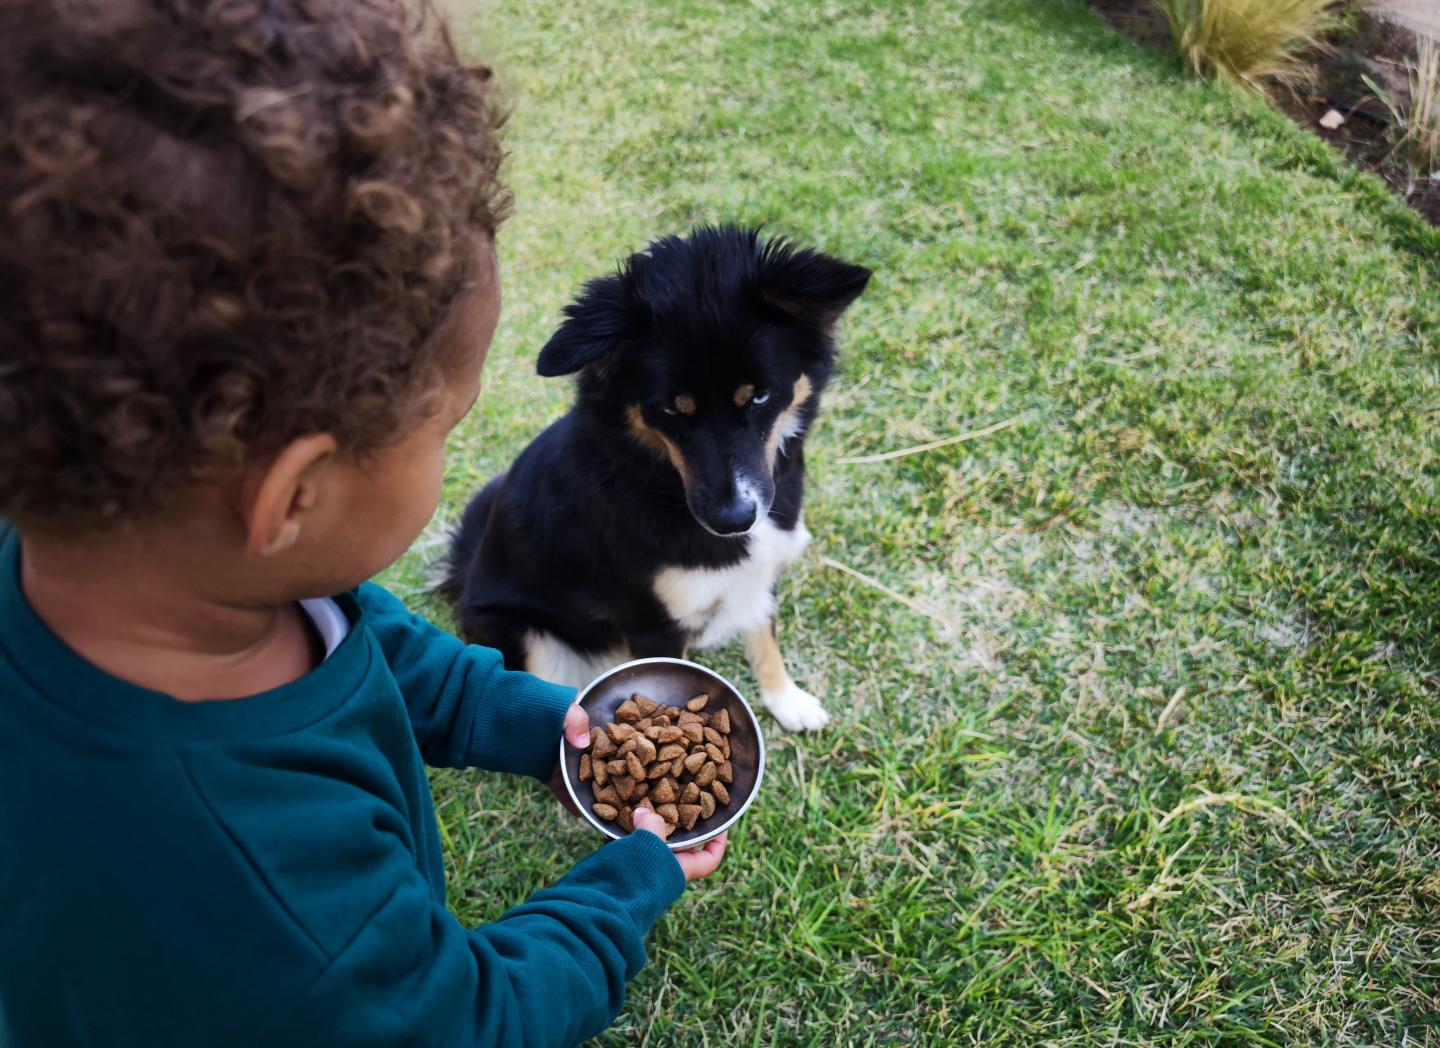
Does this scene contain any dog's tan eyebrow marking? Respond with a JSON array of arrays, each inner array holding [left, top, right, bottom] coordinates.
[[672, 394, 697, 416], [733, 384, 755, 408], [627, 404, 691, 483]]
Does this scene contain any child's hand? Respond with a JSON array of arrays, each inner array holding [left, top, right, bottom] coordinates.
[[549, 701, 593, 816], [633, 809, 727, 883], [563, 702, 591, 749]]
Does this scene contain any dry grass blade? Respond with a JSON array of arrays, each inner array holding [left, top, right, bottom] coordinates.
[[1400, 37, 1440, 170], [1153, 0, 1340, 90], [835, 414, 1026, 465]]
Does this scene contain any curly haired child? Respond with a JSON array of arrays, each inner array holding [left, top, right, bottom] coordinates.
[[0, 2, 724, 1045]]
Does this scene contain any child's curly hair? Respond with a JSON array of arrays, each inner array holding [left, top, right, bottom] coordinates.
[[0, 0, 509, 524]]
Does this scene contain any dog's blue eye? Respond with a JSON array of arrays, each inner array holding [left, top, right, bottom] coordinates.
[[752, 389, 771, 406]]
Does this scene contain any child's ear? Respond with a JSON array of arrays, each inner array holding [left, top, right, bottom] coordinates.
[[756, 239, 872, 334], [241, 433, 338, 557], [537, 273, 637, 377]]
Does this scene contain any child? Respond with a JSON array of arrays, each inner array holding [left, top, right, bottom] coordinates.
[[0, 1, 725, 1045]]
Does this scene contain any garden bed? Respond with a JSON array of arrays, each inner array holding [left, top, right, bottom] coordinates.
[[1090, 0, 1440, 225]]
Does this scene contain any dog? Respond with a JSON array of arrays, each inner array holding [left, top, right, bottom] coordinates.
[[443, 226, 870, 730]]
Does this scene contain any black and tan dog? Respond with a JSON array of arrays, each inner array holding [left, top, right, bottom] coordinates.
[[443, 226, 869, 730]]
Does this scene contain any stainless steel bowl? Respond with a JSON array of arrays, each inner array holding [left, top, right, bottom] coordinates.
[[558, 657, 765, 851]]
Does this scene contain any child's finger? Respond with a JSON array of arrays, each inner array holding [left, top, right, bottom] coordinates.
[[564, 703, 591, 748], [632, 807, 672, 839], [675, 832, 727, 882]]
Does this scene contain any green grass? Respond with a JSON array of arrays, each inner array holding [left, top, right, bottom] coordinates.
[[386, 0, 1440, 1042]]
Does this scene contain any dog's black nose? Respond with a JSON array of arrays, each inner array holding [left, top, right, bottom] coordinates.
[[703, 500, 757, 536]]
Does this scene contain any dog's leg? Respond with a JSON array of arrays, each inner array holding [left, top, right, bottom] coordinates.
[[742, 619, 829, 731]]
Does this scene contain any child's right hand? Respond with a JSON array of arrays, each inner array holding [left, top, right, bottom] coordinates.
[[632, 809, 727, 883]]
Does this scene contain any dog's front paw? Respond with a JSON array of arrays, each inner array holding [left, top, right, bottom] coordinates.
[[763, 682, 830, 732]]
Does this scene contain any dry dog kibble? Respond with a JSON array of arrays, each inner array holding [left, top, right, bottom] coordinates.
[[575, 688, 746, 839]]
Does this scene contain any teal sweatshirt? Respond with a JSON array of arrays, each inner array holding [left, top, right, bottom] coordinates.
[[0, 526, 686, 1047]]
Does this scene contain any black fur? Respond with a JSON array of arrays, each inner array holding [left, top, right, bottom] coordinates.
[[445, 226, 870, 671]]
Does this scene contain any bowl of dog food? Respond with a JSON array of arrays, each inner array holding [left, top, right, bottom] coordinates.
[[559, 657, 765, 851]]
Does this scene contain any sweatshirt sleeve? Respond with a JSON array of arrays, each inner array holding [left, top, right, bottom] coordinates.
[[265, 830, 686, 1048], [356, 582, 575, 779]]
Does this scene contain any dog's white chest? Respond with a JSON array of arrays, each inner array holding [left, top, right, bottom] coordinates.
[[652, 519, 811, 648]]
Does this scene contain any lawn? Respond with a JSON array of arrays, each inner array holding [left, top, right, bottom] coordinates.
[[385, 0, 1440, 1043]]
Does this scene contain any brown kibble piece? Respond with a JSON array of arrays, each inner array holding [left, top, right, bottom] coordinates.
[[653, 714, 671, 727], [657, 743, 686, 762], [670, 756, 686, 777], [578, 754, 592, 782], [683, 751, 707, 774], [636, 717, 652, 731], [686, 694, 710, 712], [678, 803, 702, 831], [593, 761, 610, 787], [594, 784, 620, 806], [718, 760, 733, 784], [714, 708, 730, 734], [643, 725, 664, 741], [650, 779, 676, 805], [592, 802, 618, 820], [703, 726, 724, 747], [605, 722, 635, 743], [722, 736, 730, 759], [695, 761, 717, 787], [606, 759, 626, 775], [705, 743, 725, 763], [617, 737, 638, 757], [678, 711, 703, 727], [624, 753, 646, 781], [634, 694, 659, 716], [698, 791, 715, 818], [711, 780, 730, 805], [647, 762, 670, 780], [617, 807, 634, 832], [656, 803, 678, 826], [633, 781, 649, 800], [635, 796, 654, 813], [633, 735, 657, 764], [680, 723, 704, 745], [615, 699, 642, 723], [681, 781, 701, 805], [613, 775, 635, 801], [656, 726, 684, 744], [591, 729, 615, 758]]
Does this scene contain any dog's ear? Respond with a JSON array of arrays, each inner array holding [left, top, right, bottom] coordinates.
[[537, 273, 634, 377], [756, 239, 872, 334]]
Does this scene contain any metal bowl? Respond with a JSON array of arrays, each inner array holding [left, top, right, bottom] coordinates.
[[559, 657, 765, 851]]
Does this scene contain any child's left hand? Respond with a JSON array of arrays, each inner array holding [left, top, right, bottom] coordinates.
[[548, 701, 591, 816]]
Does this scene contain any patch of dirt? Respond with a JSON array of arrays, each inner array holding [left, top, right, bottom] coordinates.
[[1088, 0, 1440, 226]]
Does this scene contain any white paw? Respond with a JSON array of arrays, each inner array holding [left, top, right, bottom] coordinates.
[[763, 682, 830, 732]]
